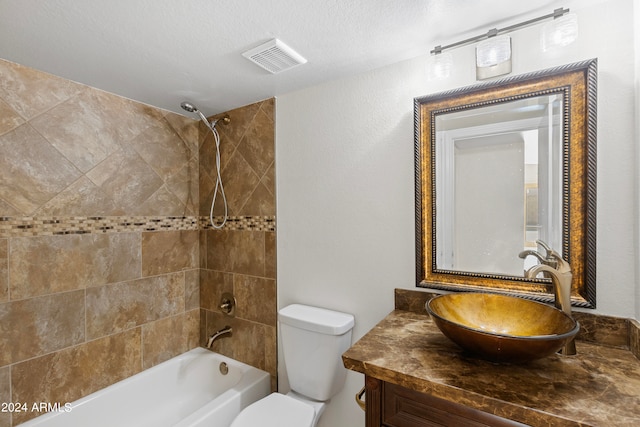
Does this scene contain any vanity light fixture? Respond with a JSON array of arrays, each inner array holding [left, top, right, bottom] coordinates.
[[541, 12, 579, 52], [427, 7, 577, 80], [427, 48, 453, 80], [475, 34, 512, 80]]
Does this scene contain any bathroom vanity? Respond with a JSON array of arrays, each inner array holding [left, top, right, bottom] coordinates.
[[342, 290, 640, 427]]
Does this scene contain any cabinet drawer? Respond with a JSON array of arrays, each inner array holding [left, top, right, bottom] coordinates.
[[382, 382, 529, 427]]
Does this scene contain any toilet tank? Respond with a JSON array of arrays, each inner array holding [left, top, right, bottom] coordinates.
[[279, 304, 355, 402]]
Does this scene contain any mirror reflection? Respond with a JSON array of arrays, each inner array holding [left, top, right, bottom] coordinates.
[[435, 94, 563, 276]]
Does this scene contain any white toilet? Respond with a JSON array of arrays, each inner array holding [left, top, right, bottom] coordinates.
[[230, 304, 355, 427]]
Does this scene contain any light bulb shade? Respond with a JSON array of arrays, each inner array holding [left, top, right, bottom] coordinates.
[[541, 12, 578, 52], [475, 35, 512, 80], [427, 52, 453, 80]]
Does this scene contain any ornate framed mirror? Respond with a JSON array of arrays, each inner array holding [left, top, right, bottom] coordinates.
[[415, 59, 597, 308]]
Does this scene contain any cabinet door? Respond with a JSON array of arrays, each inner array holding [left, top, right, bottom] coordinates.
[[382, 382, 529, 427]]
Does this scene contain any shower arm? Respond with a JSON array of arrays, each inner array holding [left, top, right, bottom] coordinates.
[[197, 111, 230, 129]]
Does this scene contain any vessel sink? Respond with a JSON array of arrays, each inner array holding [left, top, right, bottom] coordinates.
[[426, 293, 579, 363]]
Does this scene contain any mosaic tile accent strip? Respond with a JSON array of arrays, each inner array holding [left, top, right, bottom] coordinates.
[[0, 216, 200, 237], [200, 216, 276, 232], [0, 215, 275, 237]]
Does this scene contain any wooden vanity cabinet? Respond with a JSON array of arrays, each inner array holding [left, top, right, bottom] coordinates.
[[364, 376, 529, 427]]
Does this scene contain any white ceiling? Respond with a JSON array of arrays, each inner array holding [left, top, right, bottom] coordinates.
[[0, 0, 574, 117]]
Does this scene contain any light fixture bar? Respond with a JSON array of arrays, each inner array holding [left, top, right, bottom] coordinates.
[[431, 7, 570, 55]]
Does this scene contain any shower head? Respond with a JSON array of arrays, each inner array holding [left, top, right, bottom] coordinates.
[[180, 102, 198, 113]]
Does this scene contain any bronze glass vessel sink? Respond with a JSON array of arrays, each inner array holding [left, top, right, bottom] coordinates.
[[426, 293, 579, 363]]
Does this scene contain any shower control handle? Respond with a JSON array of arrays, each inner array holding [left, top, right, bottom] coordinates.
[[219, 292, 236, 316]]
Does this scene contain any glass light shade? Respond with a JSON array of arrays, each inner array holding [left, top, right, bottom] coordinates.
[[475, 35, 512, 80], [476, 35, 511, 67], [541, 13, 578, 52], [427, 52, 453, 80]]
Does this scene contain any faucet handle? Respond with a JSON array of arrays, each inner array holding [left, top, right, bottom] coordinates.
[[536, 239, 553, 255], [535, 240, 570, 273]]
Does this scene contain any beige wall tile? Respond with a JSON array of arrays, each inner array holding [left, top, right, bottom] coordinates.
[[0, 98, 24, 136], [203, 310, 236, 359], [130, 118, 194, 179], [227, 318, 266, 371], [164, 113, 200, 154], [259, 98, 274, 119], [184, 269, 200, 311], [85, 146, 165, 214], [199, 132, 218, 182], [141, 230, 198, 277], [261, 163, 275, 197], [164, 156, 199, 216], [10, 233, 141, 300], [132, 186, 186, 216], [86, 272, 185, 339], [234, 275, 276, 326], [219, 151, 261, 215], [185, 308, 200, 350], [265, 232, 276, 280], [200, 269, 233, 312], [206, 230, 265, 277], [0, 366, 10, 427], [239, 182, 275, 216], [11, 328, 142, 425], [264, 325, 277, 384], [29, 91, 125, 173], [142, 310, 199, 369], [203, 311, 274, 377], [0, 290, 85, 367], [0, 59, 81, 120], [198, 172, 215, 217], [0, 200, 20, 217], [215, 102, 261, 146], [237, 108, 275, 178], [35, 176, 118, 217], [0, 239, 7, 303], [0, 125, 82, 215], [200, 100, 275, 219], [199, 230, 207, 268]]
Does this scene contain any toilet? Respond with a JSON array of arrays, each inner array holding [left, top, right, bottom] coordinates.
[[230, 304, 355, 427]]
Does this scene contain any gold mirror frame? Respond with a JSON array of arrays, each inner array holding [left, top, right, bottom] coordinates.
[[415, 59, 597, 308]]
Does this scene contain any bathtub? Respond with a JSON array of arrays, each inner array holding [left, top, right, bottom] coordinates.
[[20, 348, 270, 427]]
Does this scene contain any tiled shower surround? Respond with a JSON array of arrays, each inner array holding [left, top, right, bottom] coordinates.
[[0, 59, 276, 426]]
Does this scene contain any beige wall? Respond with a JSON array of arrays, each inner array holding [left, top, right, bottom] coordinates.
[[0, 59, 276, 426]]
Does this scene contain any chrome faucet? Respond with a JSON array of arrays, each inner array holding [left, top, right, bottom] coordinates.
[[207, 325, 232, 348], [523, 244, 577, 355]]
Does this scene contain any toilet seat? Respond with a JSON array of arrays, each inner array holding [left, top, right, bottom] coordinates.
[[230, 393, 315, 427]]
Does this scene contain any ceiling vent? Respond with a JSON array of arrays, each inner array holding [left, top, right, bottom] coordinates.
[[242, 39, 307, 74]]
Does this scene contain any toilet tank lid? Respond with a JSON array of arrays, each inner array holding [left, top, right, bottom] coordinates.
[[279, 304, 355, 335]]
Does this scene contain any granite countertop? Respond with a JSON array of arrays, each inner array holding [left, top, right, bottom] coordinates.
[[342, 309, 640, 427]]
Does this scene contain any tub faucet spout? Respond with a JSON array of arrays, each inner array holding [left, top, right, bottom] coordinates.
[[207, 326, 232, 348], [525, 254, 577, 356]]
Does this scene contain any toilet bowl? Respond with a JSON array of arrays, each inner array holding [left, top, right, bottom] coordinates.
[[230, 392, 318, 427], [229, 304, 355, 427]]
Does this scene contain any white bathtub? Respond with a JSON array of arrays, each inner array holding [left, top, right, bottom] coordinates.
[[20, 348, 270, 427]]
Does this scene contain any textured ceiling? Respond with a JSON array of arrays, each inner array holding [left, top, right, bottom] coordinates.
[[0, 0, 587, 117]]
